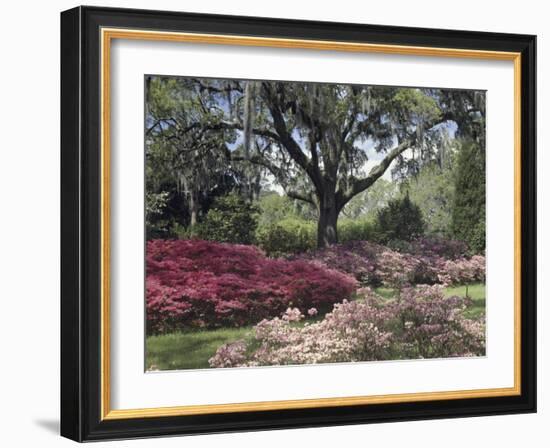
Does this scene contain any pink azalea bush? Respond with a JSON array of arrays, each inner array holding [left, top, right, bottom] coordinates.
[[292, 238, 485, 288], [394, 285, 485, 358], [395, 237, 469, 260], [436, 255, 486, 285], [289, 240, 381, 285], [209, 285, 485, 368], [146, 239, 357, 333]]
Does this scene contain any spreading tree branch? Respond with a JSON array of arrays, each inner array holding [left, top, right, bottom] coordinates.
[[341, 137, 414, 205], [286, 190, 316, 205]]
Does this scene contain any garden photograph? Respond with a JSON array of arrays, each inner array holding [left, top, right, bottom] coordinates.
[[144, 75, 487, 371]]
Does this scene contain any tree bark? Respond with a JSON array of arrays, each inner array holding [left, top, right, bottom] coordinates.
[[317, 206, 339, 248], [317, 190, 340, 248], [189, 191, 198, 228]]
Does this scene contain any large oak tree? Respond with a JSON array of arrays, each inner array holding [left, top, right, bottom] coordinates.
[[147, 77, 485, 247]]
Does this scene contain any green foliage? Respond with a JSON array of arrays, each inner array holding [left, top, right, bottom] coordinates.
[[338, 218, 380, 243], [391, 88, 442, 124], [171, 222, 198, 240], [402, 158, 456, 236], [451, 141, 486, 253], [198, 194, 259, 244], [341, 179, 397, 220], [375, 194, 425, 243], [256, 218, 316, 257], [257, 193, 297, 227], [145, 76, 486, 249], [145, 191, 171, 239], [468, 213, 486, 254], [146, 76, 242, 237]]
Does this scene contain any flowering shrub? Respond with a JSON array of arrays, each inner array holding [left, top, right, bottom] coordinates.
[[292, 238, 485, 288], [209, 295, 393, 367], [394, 285, 485, 358], [146, 239, 357, 333], [405, 237, 469, 259], [209, 285, 485, 368], [375, 249, 420, 288], [289, 241, 384, 285], [436, 255, 486, 285]]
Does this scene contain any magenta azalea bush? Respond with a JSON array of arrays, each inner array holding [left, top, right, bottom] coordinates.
[[209, 285, 485, 368], [146, 239, 357, 333]]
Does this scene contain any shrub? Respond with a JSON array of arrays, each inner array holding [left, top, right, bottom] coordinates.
[[210, 296, 393, 367], [257, 193, 297, 227], [290, 240, 383, 286], [338, 218, 380, 243], [209, 285, 485, 368], [375, 249, 421, 288], [197, 194, 259, 244], [292, 238, 485, 288], [404, 236, 469, 260], [376, 194, 425, 243], [437, 255, 486, 285], [146, 239, 357, 333], [256, 218, 316, 256], [393, 285, 485, 359]]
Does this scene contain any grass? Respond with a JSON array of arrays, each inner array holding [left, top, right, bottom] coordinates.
[[373, 283, 485, 319], [444, 283, 485, 319], [146, 326, 254, 370], [146, 282, 486, 371]]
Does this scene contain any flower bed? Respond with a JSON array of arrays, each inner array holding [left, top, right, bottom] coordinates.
[[146, 239, 357, 333], [291, 238, 485, 288], [209, 285, 485, 368]]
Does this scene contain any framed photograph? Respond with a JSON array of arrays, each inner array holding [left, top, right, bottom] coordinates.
[[60, 6, 536, 442]]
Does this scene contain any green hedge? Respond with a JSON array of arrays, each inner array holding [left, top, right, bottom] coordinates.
[[256, 218, 316, 257], [338, 218, 379, 243], [257, 217, 385, 256]]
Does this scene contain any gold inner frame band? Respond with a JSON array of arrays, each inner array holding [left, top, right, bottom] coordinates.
[[100, 27, 522, 421]]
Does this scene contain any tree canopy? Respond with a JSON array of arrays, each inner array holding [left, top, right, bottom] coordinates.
[[146, 76, 486, 248]]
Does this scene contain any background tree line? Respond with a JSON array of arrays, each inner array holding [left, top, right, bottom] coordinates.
[[145, 76, 486, 253]]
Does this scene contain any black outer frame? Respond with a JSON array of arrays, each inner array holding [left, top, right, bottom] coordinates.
[[60, 5, 537, 442]]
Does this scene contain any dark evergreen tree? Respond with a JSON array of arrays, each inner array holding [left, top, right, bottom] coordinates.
[[451, 141, 486, 253], [376, 193, 425, 243], [198, 194, 259, 245]]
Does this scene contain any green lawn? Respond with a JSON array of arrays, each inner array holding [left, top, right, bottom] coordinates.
[[443, 283, 486, 319], [146, 326, 254, 371], [373, 283, 485, 319], [146, 282, 485, 371]]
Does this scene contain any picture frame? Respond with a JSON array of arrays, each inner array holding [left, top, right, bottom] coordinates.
[[60, 5, 536, 442]]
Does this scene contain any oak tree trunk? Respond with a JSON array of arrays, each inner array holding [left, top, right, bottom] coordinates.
[[317, 190, 340, 248]]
